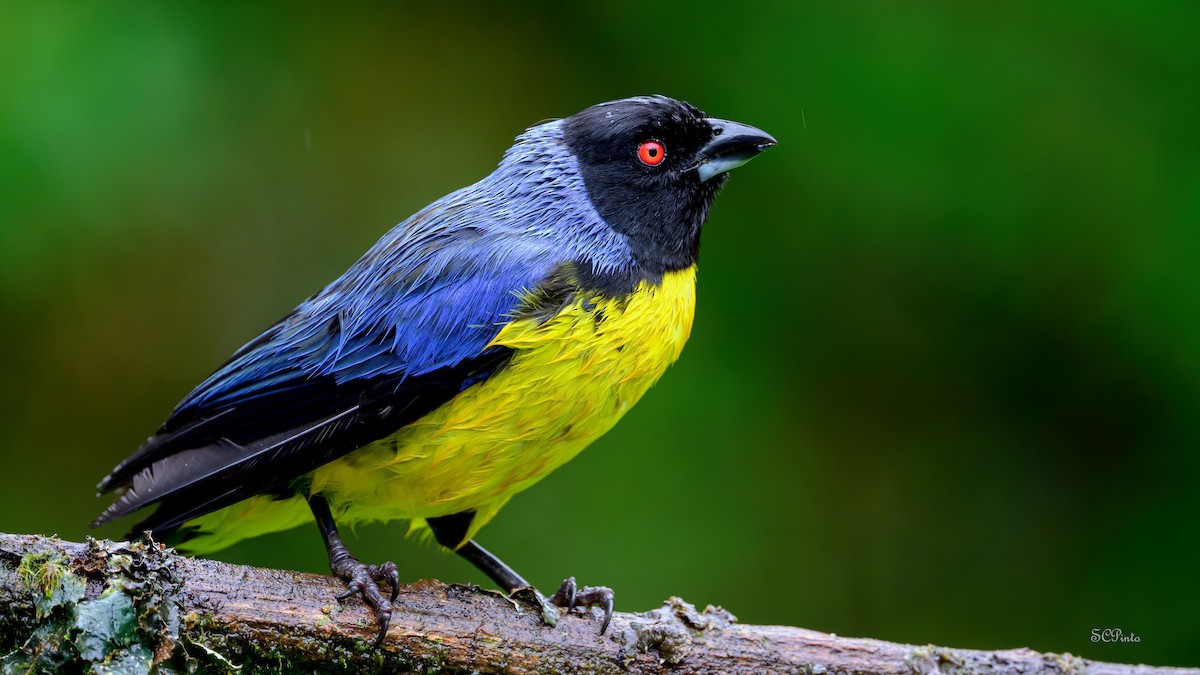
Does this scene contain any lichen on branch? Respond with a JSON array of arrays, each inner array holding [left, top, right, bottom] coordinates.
[[0, 533, 1194, 675]]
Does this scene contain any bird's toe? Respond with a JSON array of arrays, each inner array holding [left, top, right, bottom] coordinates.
[[549, 576, 615, 634], [331, 557, 400, 646]]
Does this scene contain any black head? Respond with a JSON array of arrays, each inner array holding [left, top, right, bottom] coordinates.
[[562, 95, 775, 282]]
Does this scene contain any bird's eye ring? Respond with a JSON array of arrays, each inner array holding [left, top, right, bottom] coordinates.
[[637, 140, 666, 167]]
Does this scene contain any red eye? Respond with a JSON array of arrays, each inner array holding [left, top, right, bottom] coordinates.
[[637, 140, 666, 166]]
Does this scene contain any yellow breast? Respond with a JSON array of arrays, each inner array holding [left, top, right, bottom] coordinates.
[[180, 266, 697, 553], [312, 265, 697, 538]]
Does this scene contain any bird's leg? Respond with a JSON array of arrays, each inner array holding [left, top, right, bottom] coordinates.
[[452, 539, 556, 622], [454, 540, 614, 634], [426, 512, 614, 634], [308, 494, 400, 647]]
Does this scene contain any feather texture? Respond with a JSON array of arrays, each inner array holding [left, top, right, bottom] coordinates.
[[95, 119, 640, 532], [177, 266, 698, 553]]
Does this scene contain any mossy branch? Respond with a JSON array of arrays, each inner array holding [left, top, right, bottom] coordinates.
[[0, 533, 1193, 674]]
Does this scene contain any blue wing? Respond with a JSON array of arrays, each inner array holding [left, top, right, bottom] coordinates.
[[93, 120, 637, 534], [96, 196, 556, 532]]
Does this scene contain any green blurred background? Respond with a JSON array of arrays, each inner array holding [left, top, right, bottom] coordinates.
[[2, 1, 1197, 666]]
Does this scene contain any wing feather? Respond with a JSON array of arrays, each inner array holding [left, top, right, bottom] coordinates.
[[95, 200, 555, 533], [93, 124, 640, 537]]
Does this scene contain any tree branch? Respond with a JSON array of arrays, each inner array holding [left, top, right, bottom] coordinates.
[[0, 533, 1192, 674]]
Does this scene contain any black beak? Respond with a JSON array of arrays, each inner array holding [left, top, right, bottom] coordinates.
[[696, 118, 777, 182]]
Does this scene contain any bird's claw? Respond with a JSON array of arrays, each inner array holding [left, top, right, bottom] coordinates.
[[330, 557, 400, 647], [547, 576, 615, 634]]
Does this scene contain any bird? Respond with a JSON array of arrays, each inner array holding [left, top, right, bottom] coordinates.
[[93, 95, 776, 646]]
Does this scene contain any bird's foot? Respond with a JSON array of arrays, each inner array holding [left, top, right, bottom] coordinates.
[[547, 576, 615, 634], [330, 555, 400, 647]]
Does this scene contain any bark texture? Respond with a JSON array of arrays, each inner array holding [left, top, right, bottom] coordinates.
[[0, 533, 1192, 674]]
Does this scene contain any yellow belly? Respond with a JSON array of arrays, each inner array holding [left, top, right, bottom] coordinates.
[[180, 266, 696, 553]]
